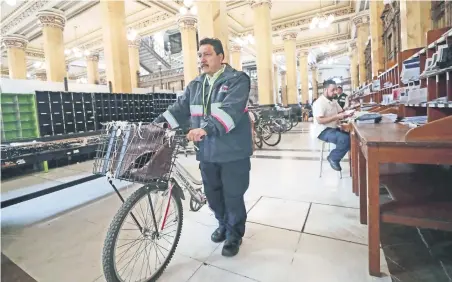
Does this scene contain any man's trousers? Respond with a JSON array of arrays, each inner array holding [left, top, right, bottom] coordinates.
[[200, 157, 251, 240]]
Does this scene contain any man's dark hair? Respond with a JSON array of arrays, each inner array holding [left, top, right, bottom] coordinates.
[[199, 38, 224, 58], [323, 79, 337, 88], [337, 86, 342, 89]]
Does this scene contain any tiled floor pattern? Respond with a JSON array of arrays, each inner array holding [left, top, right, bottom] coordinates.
[[1, 123, 450, 282]]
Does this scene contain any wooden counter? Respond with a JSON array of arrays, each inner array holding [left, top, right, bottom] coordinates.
[[350, 118, 452, 277]]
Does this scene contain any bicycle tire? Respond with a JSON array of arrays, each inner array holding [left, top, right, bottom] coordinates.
[[189, 195, 203, 212], [262, 124, 281, 146], [102, 185, 183, 282]]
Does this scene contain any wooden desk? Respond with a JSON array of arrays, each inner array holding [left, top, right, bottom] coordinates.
[[350, 120, 452, 277]]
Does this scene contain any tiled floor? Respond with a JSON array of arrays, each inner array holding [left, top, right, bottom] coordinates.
[[1, 123, 450, 282]]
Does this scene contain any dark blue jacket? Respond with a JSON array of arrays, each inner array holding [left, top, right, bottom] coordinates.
[[159, 64, 252, 163]]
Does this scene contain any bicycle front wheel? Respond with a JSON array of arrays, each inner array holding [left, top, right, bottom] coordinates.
[[262, 124, 281, 146], [102, 184, 183, 282]]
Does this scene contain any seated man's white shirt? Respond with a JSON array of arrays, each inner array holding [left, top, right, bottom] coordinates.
[[312, 95, 343, 138]]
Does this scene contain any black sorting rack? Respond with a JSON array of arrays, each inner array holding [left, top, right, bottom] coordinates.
[[151, 93, 177, 120], [36, 91, 177, 138]]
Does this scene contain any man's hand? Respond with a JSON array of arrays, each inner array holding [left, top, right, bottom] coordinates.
[[187, 128, 207, 142], [336, 112, 349, 120]]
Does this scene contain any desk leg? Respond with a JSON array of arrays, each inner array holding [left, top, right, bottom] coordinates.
[[367, 148, 381, 277], [358, 147, 367, 225], [351, 131, 358, 196]]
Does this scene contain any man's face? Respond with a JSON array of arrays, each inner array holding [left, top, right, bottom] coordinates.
[[337, 87, 343, 95], [198, 44, 223, 75], [324, 84, 337, 98]]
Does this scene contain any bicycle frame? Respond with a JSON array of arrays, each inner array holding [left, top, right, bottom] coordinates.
[[171, 158, 205, 204]]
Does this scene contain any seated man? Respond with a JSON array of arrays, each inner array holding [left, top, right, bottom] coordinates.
[[313, 80, 354, 171]]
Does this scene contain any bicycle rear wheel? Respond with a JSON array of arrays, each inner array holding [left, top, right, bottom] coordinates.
[[102, 184, 183, 282], [262, 124, 281, 146]]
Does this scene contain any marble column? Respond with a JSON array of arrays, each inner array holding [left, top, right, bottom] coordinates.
[[178, 15, 199, 84], [280, 70, 287, 106], [447, 0, 452, 27], [86, 54, 100, 84], [128, 37, 141, 89], [230, 43, 242, 71], [349, 41, 358, 91], [100, 0, 132, 93], [369, 0, 384, 78], [2, 35, 28, 79], [400, 0, 432, 51], [196, 0, 230, 62], [310, 65, 318, 99], [282, 30, 298, 105], [298, 49, 309, 104], [250, 0, 274, 106], [352, 11, 370, 86], [37, 9, 66, 82]]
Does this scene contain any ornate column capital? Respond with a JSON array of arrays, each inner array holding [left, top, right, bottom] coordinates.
[[348, 40, 357, 51], [35, 69, 47, 81], [128, 36, 142, 48], [281, 30, 298, 41], [2, 34, 29, 50], [297, 49, 309, 58], [249, 0, 272, 9], [230, 43, 242, 53], [352, 11, 370, 27], [280, 70, 286, 75], [86, 54, 99, 62], [37, 9, 66, 30], [310, 64, 318, 71], [178, 15, 197, 30]]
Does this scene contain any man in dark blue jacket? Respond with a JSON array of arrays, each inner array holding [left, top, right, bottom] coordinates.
[[155, 38, 252, 257]]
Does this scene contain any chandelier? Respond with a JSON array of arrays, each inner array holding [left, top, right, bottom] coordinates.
[[309, 14, 335, 29], [179, 0, 197, 15], [5, 0, 16, 6], [65, 26, 90, 58], [309, 0, 335, 29], [234, 34, 255, 46], [319, 43, 338, 53], [127, 29, 138, 41]]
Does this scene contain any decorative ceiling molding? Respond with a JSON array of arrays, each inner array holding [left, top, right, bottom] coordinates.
[[131, 12, 173, 30], [317, 47, 349, 61], [273, 33, 351, 53], [25, 48, 45, 59], [240, 5, 355, 36], [138, 0, 178, 15], [1, 0, 54, 36]]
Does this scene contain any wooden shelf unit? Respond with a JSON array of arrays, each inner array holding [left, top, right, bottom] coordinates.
[[401, 27, 452, 122]]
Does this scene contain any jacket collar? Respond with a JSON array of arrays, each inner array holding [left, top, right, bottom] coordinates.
[[195, 64, 237, 84]]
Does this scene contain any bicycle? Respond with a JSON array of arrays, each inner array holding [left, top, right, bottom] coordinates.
[[93, 121, 206, 282], [249, 109, 282, 147]]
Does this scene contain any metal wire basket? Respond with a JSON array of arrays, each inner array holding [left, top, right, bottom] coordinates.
[[93, 121, 178, 184]]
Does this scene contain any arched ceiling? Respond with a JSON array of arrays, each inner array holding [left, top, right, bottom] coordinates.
[[1, 0, 363, 79]]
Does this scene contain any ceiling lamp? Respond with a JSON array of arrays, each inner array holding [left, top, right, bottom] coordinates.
[[127, 29, 138, 41], [319, 43, 337, 53], [179, 0, 197, 15], [309, 0, 335, 30], [310, 14, 334, 29], [234, 34, 255, 46], [65, 26, 90, 58], [5, 0, 16, 6]]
